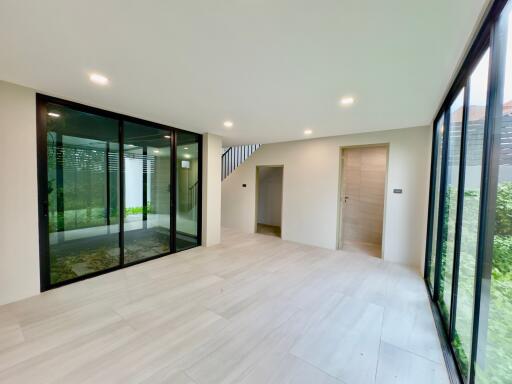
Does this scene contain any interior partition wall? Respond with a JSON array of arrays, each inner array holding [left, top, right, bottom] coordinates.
[[424, 0, 512, 383], [37, 94, 202, 290]]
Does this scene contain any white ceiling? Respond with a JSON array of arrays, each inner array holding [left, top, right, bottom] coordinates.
[[0, 0, 490, 145]]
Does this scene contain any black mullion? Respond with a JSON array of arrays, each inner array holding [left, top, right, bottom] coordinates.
[[171, 129, 177, 253], [106, 141, 111, 228], [36, 96, 51, 291], [425, 121, 441, 283], [142, 145, 148, 230], [119, 120, 125, 267], [449, 81, 471, 340], [197, 134, 203, 245], [469, 9, 508, 382], [433, 112, 451, 302]]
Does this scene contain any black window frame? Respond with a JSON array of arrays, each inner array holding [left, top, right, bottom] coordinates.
[[36, 93, 203, 291]]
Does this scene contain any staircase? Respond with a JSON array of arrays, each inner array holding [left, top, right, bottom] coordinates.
[[222, 144, 261, 180]]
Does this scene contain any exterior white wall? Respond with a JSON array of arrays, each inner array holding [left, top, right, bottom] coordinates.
[[201, 133, 222, 247], [0, 81, 40, 305], [222, 126, 432, 272]]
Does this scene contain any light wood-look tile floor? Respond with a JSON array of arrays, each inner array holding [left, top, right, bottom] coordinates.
[[0, 228, 448, 384]]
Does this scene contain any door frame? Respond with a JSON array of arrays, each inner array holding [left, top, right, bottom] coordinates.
[[255, 165, 284, 236], [337, 144, 390, 258], [36, 93, 203, 291]]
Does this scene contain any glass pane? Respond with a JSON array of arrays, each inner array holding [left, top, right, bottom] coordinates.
[[176, 132, 200, 251], [452, 50, 489, 379], [46, 103, 120, 285], [438, 90, 464, 324], [475, 8, 512, 383], [123, 122, 171, 263], [430, 117, 445, 292]]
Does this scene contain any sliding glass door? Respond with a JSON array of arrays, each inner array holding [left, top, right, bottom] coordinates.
[[38, 95, 201, 289], [123, 122, 172, 263], [45, 102, 121, 285]]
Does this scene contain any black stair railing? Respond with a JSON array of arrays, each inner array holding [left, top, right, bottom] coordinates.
[[221, 144, 261, 180], [188, 180, 199, 210]]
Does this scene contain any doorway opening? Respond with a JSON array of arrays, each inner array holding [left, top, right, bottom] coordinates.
[[256, 166, 283, 238], [338, 145, 388, 258]]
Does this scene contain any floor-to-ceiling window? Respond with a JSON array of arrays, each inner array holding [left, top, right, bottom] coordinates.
[[176, 131, 200, 251], [45, 103, 121, 285], [425, 1, 512, 383], [37, 95, 202, 289], [474, 5, 512, 382], [453, 49, 489, 379], [123, 121, 172, 263], [427, 117, 445, 293], [438, 90, 464, 324]]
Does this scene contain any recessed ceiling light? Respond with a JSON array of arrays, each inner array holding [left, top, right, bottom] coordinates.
[[184, 153, 191, 159], [340, 96, 355, 106], [224, 121, 234, 128], [164, 135, 171, 139], [48, 112, 60, 118], [153, 150, 160, 154], [183, 147, 189, 150], [304, 129, 313, 135], [89, 73, 109, 86]]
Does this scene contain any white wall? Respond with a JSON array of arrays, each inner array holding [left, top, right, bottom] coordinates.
[[257, 167, 283, 227], [201, 133, 222, 247], [0, 81, 40, 305], [222, 126, 432, 272]]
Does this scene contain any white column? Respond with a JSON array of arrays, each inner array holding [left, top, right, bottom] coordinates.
[[201, 133, 222, 246], [0, 81, 40, 305]]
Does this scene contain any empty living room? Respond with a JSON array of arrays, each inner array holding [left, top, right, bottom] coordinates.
[[1, 0, 511, 383]]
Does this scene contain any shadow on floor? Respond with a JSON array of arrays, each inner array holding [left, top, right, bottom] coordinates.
[[256, 223, 281, 238]]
